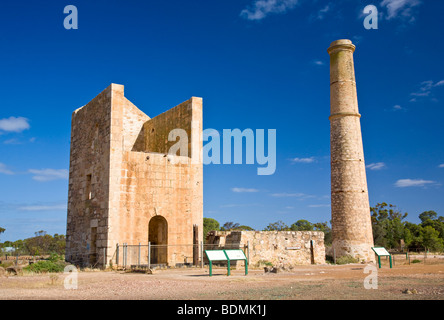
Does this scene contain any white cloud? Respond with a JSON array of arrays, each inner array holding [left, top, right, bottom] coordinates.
[[28, 169, 69, 182], [439, 164, 444, 168], [381, 0, 422, 21], [410, 80, 444, 102], [366, 162, 387, 170], [0, 162, 14, 175], [386, 104, 406, 112], [315, 3, 331, 20], [18, 204, 67, 211], [220, 203, 263, 208], [3, 138, 21, 145], [289, 157, 315, 164], [271, 192, 314, 199], [313, 60, 325, 66], [240, 0, 299, 21], [231, 187, 260, 193], [394, 179, 436, 188], [411, 80, 433, 97], [0, 116, 30, 133]]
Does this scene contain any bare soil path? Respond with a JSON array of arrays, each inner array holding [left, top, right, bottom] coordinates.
[[1, 262, 443, 300]]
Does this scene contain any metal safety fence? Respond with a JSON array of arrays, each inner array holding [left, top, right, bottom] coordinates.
[[111, 242, 250, 270]]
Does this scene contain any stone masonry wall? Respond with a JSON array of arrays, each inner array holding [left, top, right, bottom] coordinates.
[[67, 84, 203, 267], [66, 85, 113, 266], [207, 231, 325, 268], [107, 93, 203, 266]]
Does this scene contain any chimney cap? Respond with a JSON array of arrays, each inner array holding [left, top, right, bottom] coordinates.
[[327, 39, 355, 55]]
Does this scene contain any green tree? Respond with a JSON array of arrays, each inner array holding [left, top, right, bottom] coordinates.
[[404, 222, 424, 249], [23, 231, 56, 256], [236, 225, 254, 231], [371, 203, 408, 249], [263, 220, 290, 231], [220, 222, 254, 231], [221, 222, 240, 231], [203, 218, 220, 242], [419, 211, 438, 223], [290, 220, 314, 231], [420, 212, 444, 239], [421, 225, 444, 252], [50, 234, 66, 255], [0, 227, 5, 244], [313, 222, 332, 245]]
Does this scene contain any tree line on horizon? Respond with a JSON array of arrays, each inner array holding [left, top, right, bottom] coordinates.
[[1, 203, 443, 255], [0, 230, 65, 256]]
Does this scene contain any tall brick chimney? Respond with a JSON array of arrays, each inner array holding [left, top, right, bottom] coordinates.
[[328, 39, 375, 262]]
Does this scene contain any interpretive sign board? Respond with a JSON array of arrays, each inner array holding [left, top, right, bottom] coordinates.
[[205, 250, 227, 261], [372, 247, 392, 269], [225, 250, 246, 260], [372, 247, 390, 256], [205, 249, 248, 276]]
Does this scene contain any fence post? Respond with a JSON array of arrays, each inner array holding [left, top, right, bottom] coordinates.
[[148, 242, 151, 270], [116, 243, 119, 266], [138, 243, 141, 266], [123, 243, 127, 269], [247, 241, 250, 266], [193, 224, 199, 266], [200, 241, 204, 268]]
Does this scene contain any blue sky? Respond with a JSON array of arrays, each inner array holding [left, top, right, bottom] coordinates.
[[1, 0, 443, 241]]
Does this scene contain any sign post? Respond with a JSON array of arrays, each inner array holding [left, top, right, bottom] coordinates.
[[225, 249, 248, 276], [205, 250, 228, 276], [205, 249, 248, 276], [372, 247, 392, 268]]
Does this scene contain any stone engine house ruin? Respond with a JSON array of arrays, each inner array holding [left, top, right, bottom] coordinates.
[[65, 84, 203, 267], [65, 39, 375, 268]]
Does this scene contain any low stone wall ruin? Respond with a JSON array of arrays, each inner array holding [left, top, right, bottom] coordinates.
[[206, 230, 325, 269]]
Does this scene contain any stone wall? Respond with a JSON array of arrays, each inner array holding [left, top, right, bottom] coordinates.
[[66, 84, 203, 267], [66, 85, 113, 266], [206, 231, 325, 268]]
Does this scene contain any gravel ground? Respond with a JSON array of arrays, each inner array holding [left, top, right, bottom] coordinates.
[[1, 260, 443, 300]]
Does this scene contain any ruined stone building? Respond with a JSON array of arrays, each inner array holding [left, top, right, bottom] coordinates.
[[65, 84, 203, 267], [65, 38, 374, 269], [206, 231, 326, 267]]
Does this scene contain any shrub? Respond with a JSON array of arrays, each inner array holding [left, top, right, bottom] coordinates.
[[411, 259, 421, 264], [335, 255, 359, 265], [0, 261, 14, 268], [256, 260, 273, 267], [24, 259, 66, 273]]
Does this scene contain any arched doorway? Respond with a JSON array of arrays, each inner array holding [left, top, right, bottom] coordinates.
[[148, 216, 168, 265]]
